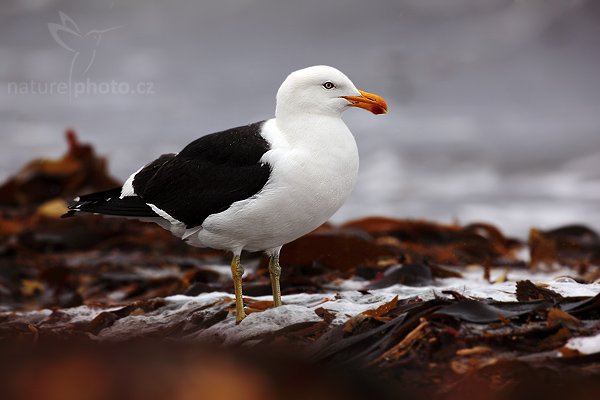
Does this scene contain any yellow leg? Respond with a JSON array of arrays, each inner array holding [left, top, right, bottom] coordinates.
[[230, 255, 246, 323], [269, 254, 282, 307]]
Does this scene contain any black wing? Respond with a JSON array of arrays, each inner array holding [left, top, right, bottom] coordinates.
[[62, 187, 156, 218], [133, 121, 271, 227], [64, 121, 272, 227]]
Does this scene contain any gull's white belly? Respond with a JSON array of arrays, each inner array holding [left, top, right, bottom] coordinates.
[[187, 124, 359, 253]]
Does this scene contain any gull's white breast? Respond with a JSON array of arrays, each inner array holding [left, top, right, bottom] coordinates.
[[186, 118, 359, 252]]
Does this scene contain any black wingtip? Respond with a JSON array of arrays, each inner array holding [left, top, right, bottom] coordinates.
[[61, 210, 77, 218], [66, 200, 80, 209]]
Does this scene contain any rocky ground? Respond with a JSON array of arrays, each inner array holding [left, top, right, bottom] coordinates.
[[1, 132, 599, 400]]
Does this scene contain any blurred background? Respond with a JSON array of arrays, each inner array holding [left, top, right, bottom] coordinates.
[[1, 0, 599, 237]]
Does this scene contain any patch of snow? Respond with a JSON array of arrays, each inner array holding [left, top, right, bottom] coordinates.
[[565, 333, 600, 355], [545, 281, 600, 298], [132, 266, 181, 280], [99, 292, 232, 337], [166, 292, 230, 304], [195, 305, 322, 345], [331, 278, 369, 291], [316, 292, 399, 325], [63, 305, 122, 323], [6, 309, 52, 323], [374, 266, 600, 302]]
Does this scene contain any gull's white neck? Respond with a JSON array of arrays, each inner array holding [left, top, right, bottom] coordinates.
[[265, 110, 360, 207], [273, 109, 353, 152]]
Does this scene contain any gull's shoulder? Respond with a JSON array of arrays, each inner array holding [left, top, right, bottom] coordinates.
[[180, 120, 270, 164]]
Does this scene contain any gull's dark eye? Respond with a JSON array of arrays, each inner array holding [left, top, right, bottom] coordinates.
[[322, 81, 335, 90]]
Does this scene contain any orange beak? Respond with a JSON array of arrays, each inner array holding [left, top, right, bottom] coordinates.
[[341, 90, 388, 115]]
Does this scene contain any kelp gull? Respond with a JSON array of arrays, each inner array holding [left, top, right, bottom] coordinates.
[[63, 65, 388, 322]]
